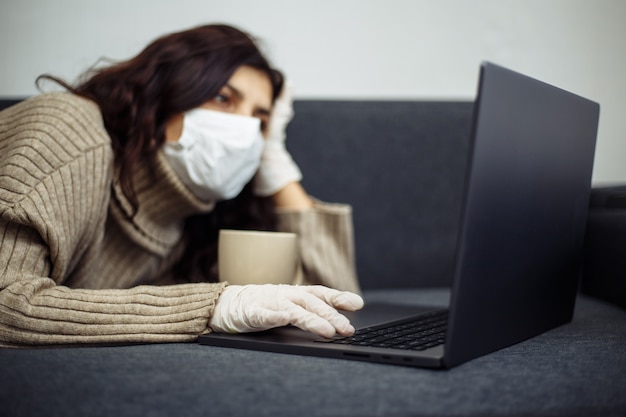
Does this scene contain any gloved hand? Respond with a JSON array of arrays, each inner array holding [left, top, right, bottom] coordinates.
[[253, 81, 303, 197], [209, 284, 364, 338]]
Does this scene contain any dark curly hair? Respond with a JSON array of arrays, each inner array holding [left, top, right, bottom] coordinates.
[[38, 24, 283, 282]]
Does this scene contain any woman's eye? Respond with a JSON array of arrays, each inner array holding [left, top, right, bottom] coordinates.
[[214, 93, 230, 104]]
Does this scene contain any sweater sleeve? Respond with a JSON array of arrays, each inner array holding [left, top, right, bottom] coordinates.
[[0, 216, 225, 346], [0, 204, 225, 349], [0, 94, 225, 347], [0, 263, 226, 347], [275, 200, 361, 294]]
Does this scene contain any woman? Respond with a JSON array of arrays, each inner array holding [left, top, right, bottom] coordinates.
[[0, 24, 362, 347]]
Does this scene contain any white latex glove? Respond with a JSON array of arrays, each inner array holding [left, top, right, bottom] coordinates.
[[209, 284, 364, 338], [253, 82, 303, 197]]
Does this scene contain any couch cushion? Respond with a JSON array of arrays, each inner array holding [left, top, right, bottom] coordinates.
[[1, 289, 624, 417], [288, 100, 474, 289]]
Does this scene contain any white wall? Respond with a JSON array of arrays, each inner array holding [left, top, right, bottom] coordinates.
[[1, 0, 624, 184]]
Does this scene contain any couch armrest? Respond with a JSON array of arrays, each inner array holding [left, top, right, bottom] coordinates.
[[582, 186, 626, 308]]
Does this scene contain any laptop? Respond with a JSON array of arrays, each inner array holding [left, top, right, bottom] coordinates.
[[198, 62, 600, 369]]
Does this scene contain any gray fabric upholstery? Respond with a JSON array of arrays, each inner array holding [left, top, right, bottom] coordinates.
[[1, 289, 625, 417], [583, 186, 626, 308], [288, 101, 474, 289]]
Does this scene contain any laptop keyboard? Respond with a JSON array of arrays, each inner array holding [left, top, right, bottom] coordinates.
[[325, 310, 448, 351]]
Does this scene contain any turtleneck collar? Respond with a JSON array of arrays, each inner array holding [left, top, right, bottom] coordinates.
[[110, 150, 216, 256]]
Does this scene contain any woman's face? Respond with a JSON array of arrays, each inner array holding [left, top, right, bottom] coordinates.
[[165, 65, 273, 142]]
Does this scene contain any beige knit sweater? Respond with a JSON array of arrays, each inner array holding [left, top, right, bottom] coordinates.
[[0, 93, 360, 347]]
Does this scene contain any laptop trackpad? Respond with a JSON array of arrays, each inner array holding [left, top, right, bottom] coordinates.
[[342, 303, 444, 330]]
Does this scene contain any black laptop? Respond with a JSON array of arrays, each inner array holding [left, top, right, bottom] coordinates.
[[198, 62, 600, 369]]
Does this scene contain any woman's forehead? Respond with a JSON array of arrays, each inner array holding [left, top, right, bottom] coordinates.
[[226, 66, 273, 112]]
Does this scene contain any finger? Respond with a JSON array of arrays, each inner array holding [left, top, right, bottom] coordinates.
[[286, 292, 355, 336], [305, 286, 365, 311], [284, 303, 338, 338], [279, 80, 295, 102], [272, 82, 294, 117]]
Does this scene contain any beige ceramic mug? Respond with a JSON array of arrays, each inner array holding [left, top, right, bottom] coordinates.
[[218, 229, 298, 285]]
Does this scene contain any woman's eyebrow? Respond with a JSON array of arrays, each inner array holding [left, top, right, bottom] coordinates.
[[225, 83, 272, 116], [224, 83, 242, 99]]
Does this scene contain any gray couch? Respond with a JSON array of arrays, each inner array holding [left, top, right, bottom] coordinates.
[[1, 98, 625, 417]]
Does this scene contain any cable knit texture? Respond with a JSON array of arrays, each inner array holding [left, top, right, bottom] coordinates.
[[0, 93, 360, 347], [276, 201, 360, 293]]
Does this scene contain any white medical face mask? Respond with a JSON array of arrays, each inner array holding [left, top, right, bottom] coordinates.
[[163, 108, 264, 201]]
